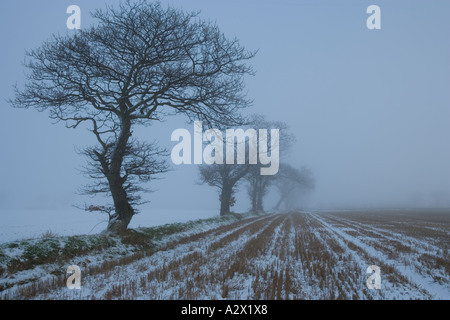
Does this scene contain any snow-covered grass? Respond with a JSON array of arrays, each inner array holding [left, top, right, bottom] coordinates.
[[0, 211, 253, 298], [0, 210, 448, 300]]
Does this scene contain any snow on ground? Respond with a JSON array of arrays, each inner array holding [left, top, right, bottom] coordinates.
[[309, 212, 450, 300], [1, 213, 272, 300], [1, 211, 448, 300]]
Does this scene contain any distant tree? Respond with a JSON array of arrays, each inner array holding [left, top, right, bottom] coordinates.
[[197, 113, 285, 216], [199, 164, 249, 216], [244, 115, 294, 213], [246, 165, 272, 213], [273, 164, 315, 210], [10, 1, 255, 233], [197, 114, 263, 216]]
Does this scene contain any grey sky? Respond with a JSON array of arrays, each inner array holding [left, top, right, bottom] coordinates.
[[0, 0, 449, 216]]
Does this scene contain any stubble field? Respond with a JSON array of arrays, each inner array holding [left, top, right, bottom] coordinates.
[[1, 210, 449, 300]]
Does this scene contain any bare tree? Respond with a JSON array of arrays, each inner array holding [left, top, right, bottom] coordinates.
[[246, 165, 272, 213], [10, 1, 255, 233], [244, 115, 294, 213], [199, 164, 249, 216], [273, 164, 315, 211]]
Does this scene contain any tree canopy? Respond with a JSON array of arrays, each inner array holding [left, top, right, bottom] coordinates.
[[11, 0, 256, 232]]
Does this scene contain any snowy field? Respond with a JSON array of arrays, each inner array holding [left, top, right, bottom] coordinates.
[[0, 209, 219, 243], [1, 210, 448, 300]]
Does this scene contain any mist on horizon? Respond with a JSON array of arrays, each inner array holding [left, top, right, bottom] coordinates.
[[0, 0, 449, 218]]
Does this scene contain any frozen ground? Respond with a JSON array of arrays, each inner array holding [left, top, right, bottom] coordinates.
[[1, 210, 448, 300], [0, 209, 219, 243]]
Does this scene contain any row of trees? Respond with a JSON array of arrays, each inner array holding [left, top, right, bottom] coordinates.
[[199, 161, 314, 215], [10, 1, 313, 232], [198, 115, 314, 216]]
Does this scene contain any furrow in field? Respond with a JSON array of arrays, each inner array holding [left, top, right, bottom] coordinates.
[[322, 213, 443, 255], [309, 212, 448, 300], [317, 213, 450, 289], [288, 213, 383, 299], [90, 214, 280, 300], [209, 214, 288, 300]]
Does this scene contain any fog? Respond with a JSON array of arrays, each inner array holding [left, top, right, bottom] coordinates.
[[0, 0, 449, 226]]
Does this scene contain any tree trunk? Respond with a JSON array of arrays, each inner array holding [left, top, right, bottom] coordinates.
[[274, 190, 288, 211], [274, 188, 293, 211], [256, 189, 264, 213], [106, 115, 134, 233], [107, 176, 135, 233], [250, 184, 258, 213], [220, 185, 232, 216]]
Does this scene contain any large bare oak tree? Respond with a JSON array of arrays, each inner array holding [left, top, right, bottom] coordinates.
[[11, 1, 255, 233]]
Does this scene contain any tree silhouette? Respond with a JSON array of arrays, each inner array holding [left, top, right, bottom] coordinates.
[[244, 115, 294, 213], [11, 1, 255, 233], [199, 164, 249, 216], [273, 164, 315, 210]]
